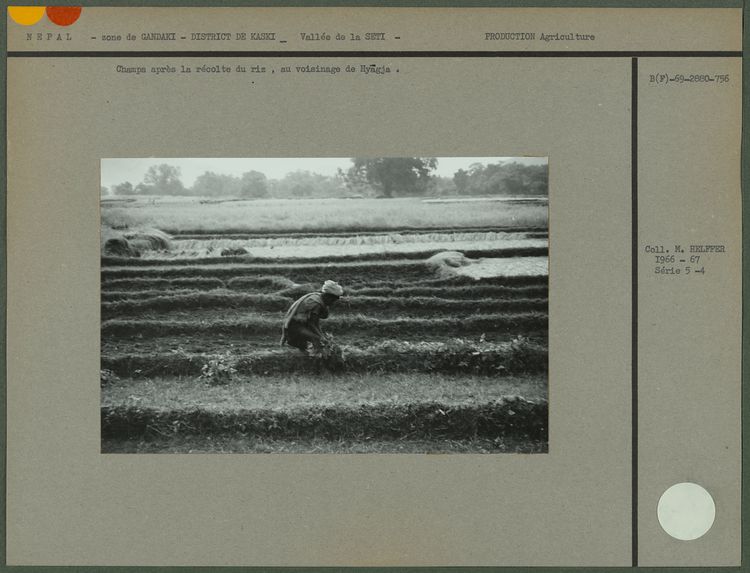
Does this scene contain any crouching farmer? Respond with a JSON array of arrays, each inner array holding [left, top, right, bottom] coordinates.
[[280, 280, 344, 353]]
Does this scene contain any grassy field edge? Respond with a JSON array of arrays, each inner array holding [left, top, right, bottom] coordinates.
[[101, 397, 548, 442]]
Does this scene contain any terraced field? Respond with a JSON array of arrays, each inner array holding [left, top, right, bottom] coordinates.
[[101, 202, 549, 453]]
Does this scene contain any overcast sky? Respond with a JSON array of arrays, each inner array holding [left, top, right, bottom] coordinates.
[[101, 157, 547, 188]]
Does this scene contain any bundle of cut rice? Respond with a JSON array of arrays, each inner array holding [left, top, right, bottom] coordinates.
[[307, 333, 345, 371]]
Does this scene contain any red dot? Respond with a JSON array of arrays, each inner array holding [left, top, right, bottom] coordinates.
[[46, 6, 82, 26]]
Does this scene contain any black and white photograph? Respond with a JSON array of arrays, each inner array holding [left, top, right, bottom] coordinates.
[[100, 156, 549, 453]]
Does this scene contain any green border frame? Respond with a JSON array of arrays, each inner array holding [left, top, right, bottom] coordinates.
[[1, 0, 745, 571]]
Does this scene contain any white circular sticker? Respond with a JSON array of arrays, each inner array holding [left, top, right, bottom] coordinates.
[[657, 482, 715, 541]]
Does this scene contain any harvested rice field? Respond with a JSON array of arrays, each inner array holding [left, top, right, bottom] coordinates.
[[101, 196, 549, 453]]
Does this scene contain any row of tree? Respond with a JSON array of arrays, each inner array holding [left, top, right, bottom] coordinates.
[[102, 158, 548, 199], [453, 162, 548, 196]]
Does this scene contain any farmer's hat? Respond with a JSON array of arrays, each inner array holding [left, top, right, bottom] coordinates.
[[321, 280, 344, 297]]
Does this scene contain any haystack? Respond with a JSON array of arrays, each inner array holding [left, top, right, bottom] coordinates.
[[103, 237, 140, 257], [102, 228, 172, 258], [123, 228, 172, 252], [425, 251, 473, 278]]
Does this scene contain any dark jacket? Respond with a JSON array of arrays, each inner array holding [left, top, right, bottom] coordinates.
[[280, 292, 330, 345]]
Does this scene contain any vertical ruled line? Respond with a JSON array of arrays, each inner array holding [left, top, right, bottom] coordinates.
[[631, 56, 639, 568]]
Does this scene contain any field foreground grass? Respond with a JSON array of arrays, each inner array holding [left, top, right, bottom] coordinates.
[[101, 374, 547, 452], [102, 436, 547, 454], [103, 373, 547, 409]]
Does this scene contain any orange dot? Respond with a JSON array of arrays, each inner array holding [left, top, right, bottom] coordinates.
[[46, 6, 82, 26], [8, 6, 45, 26]]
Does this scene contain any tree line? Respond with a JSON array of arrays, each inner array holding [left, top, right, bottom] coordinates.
[[102, 158, 548, 199]]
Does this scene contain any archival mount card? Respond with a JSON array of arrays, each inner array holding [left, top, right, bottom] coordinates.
[[5, 5, 743, 568]]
